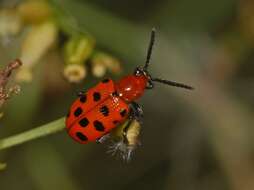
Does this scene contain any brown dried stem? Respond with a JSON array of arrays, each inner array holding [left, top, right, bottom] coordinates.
[[0, 59, 22, 107]]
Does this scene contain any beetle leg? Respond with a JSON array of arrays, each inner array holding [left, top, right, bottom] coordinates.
[[77, 91, 85, 97], [96, 133, 111, 144], [129, 102, 143, 122], [146, 80, 154, 89]]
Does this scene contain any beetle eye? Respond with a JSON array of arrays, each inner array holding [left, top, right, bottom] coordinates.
[[134, 67, 142, 76]]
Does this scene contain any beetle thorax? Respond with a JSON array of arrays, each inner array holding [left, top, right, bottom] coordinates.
[[115, 75, 148, 102]]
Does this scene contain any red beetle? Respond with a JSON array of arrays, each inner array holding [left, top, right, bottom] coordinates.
[[65, 29, 193, 145]]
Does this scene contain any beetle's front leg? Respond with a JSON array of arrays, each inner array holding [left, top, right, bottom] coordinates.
[[129, 102, 143, 122]]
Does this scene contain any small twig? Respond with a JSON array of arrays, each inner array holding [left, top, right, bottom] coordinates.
[[0, 117, 65, 150]]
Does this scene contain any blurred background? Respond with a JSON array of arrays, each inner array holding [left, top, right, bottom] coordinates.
[[0, 0, 254, 190]]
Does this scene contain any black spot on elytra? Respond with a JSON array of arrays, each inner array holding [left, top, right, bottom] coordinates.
[[93, 120, 105, 131], [102, 78, 110, 83], [100, 105, 109, 116], [80, 94, 87, 103], [113, 120, 119, 124], [79, 118, 89, 127], [74, 107, 83, 117], [120, 109, 127, 117], [76, 132, 88, 141], [93, 92, 101, 102]]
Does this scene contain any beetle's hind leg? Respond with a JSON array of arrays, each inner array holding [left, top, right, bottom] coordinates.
[[96, 133, 111, 144]]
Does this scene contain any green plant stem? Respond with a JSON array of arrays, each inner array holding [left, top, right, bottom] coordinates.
[[0, 117, 65, 150]]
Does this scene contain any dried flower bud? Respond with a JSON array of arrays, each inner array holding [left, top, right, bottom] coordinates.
[[0, 84, 21, 99], [0, 59, 22, 107], [18, 0, 52, 24], [64, 34, 95, 65], [20, 21, 57, 67], [0, 59, 22, 81], [91, 52, 122, 75], [63, 64, 86, 83]]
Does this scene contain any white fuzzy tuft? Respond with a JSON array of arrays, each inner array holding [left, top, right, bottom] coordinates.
[[107, 140, 136, 162]]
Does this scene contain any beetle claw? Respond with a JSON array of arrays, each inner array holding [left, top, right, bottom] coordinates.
[[96, 133, 111, 144]]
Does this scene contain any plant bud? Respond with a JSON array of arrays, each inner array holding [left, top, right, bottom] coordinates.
[[91, 52, 121, 74], [63, 64, 86, 83], [64, 34, 95, 65], [91, 61, 107, 78], [20, 21, 58, 68]]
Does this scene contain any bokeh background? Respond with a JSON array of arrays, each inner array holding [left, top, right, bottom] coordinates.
[[0, 0, 254, 190]]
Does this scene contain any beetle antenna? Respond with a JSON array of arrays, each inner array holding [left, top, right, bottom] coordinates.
[[144, 28, 156, 71], [151, 78, 194, 90]]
